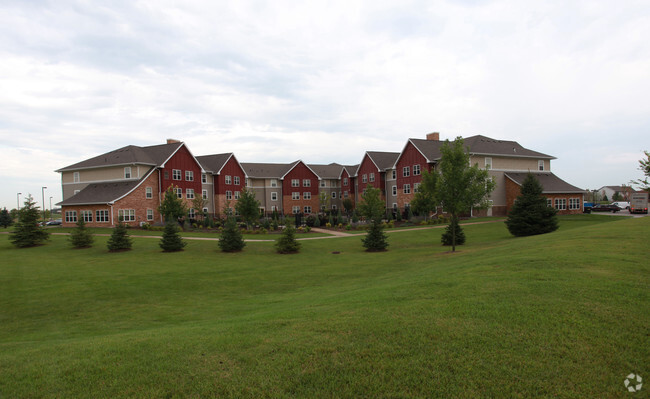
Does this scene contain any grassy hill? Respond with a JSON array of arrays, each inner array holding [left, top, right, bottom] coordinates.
[[0, 215, 647, 398]]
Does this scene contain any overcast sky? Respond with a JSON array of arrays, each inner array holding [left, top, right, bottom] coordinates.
[[1, 0, 649, 210]]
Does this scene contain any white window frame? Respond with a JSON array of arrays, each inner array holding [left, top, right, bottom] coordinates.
[[403, 166, 410, 177], [569, 198, 580, 210], [343, 177, 348, 186], [186, 189, 195, 199], [362, 174, 367, 183], [176, 188, 182, 199], [81, 210, 93, 222], [414, 182, 421, 193], [73, 172, 80, 183], [118, 209, 136, 222], [303, 179, 311, 187], [331, 192, 337, 199], [146, 187, 153, 199], [392, 185, 397, 196], [65, 210, 77, 223], [225, 175, 232, 185], [547, 198, 553, 208], [369, 173, 375, 182], [189, 208, 195, 218], [391, 170, 396, 180], [96, 209, 109, 223], [124, 167, 132, 179], [292, 206, 300, 214], [291, 179, 300, 187], [271, 179, 278, 187], [234, 191, 240, 200], [271, 192, 278, 201], [185, 170, 194, 181], [146, 209, 154, 221], [292, 192, 300, 200], [304, 206, 312, 214], [485, 157, 492, 170], [538, 160, 545, 171], [403, 184, 411, 194], [320, 180, 326, 188], [555, 198, 567, 210], [202, 189, 208, 199], [344, 191, 349, 198], [303, 192, 312, 200], [172, 169, 182, 180], [413, 165, 421, 176], [226, 191, 232, 200], [234, 176, 240, 185], [202, 173, 207, 183]]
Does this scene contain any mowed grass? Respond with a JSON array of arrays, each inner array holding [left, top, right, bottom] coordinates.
[[0, 215, 647, 398]]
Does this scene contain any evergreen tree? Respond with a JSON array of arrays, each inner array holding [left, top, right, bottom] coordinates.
[[362, 219, 389, 252], [69, 218, 94, 248], [107, 222, 133, 252], [396, 208, 402, 222], [441, 217, 466, 246], [158, 186, 188, 223], [218, 217, 245, 252], [10, 195, 50, 248], [313, 215, 321, 227], [275, 224, 301, 254], [159, 221, 186, 252], [506, 173, 559, 237], [0, 207, 13, 228]]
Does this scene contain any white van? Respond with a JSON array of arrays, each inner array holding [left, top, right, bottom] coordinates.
[[611, 201, 630, 210]]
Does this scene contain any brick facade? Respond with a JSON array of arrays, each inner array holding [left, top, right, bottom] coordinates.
[[505, 177, 583, 215], [395, 142, 431, 210], [282, 162, 319, 215]]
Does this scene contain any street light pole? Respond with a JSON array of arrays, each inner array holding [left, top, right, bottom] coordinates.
[[49, 197, 53, 219], [17, 192, 21, 209], [42, 186, 47, 223]]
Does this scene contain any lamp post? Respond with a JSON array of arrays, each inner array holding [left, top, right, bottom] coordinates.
[[49, 197, 53, 220], [42, 186, 47, 223], [17, 192, 21, 209]]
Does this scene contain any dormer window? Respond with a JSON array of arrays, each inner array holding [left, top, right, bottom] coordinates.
[[538, 160, 544, 171], [124, 167, 132, 179]]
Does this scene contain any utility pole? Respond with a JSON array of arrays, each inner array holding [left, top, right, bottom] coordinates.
[[17, 192, 21, 209], [42, 186, 47, 223]]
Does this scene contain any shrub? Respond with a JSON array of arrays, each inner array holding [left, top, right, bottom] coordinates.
[[441, 218, 466, 246], [159, 222, 186, 252], [506, 173, 559, 237], [69, 219, 94, 249], [107, 222, 132, 252], [362, 219, 389, 252], [10, 195, 50, 248], [0, 207, 13, 228], [275, 224, 301, 254], [218, 217, 245, 252]]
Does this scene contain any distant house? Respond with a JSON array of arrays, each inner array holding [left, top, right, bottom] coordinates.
[[355, 151, 400, 208], [596, 185, 634, 201]]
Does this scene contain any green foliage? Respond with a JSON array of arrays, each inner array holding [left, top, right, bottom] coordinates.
[[319, 191, 331, 212], [0, 207, 13, 228], [275, 224, 301, 254], [158, 186, 188, 222], [191, 195, 208, 220], [361, 219, 389, 252], [411, 169, 439, 219], [107, 222, 133, 252], [506, 173, 559, 237], [313, 215, 321, 227], [351, 210, 359, 223], [235, 188, 261, 229], [9, 195, 50, 248], [631, 150, 650, 190], [437, 137, 496, 251], [218, 217, 245, 252], [396, 208, 402, 222], [441, 217, 466, 246], [407, 206, 413, 221], [358, 185, 385, 222], [342, 198, 354, 214], [159, 222, 186, 252], [69, 219, 94, 249], [612, 192, 623, 201]]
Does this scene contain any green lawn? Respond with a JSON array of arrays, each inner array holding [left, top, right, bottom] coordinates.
[[0, 215, 647, 398]]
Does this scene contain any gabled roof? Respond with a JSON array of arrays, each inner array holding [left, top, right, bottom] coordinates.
[[308, 163, 346, 179], [464, 135, 554, 159], [196, 153, 238, 175], [365, 151, 400, 172], [240, 162, 298, 178], [343, 164, 360, 177], [504, 172, 584, 193], [58, 180, 142, 206], [56, 142, 184, 172], [402, 139, 444, 164]]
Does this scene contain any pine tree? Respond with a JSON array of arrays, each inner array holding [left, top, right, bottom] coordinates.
[[107, 222, 133, 252], [159, 221, 186, 252], [218, 217, 245, 252], [10, 195, 50, 248], [506, 173, 559, 237], [275, 224, 301, 254], [0, 207, 13, 228], [441, 217, 466, 246], [69, 218, 94, 248], [362, 219, 389, 252]]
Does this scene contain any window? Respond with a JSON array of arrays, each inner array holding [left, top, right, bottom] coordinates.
[[392, 203, 398, 210], [225, 175, 232, 184], [332, 204, 337, 210], [343, 177, 348, 186], [234, 191, 240, 200], [291, 179, 300, 187], [271, 179, 278, 187], [234, 176, 240, 185], [202, 189, 208, 199], [304, 206, 312, 214], [369, 173, 375, 182], [362, 174, 367, 183], [485, 157, 492, 170], [124, 167, 132, 179], [96, 210, 109, 223], [202, 173, 207, 183], [414, 183, 421, 193], [344, 191, 349, 198], [74, 190, 80, 195], [81, 210, 92, 222], [292, 206, 300, 214], [555, 198, 567, 210], [303, 192, 311, 200], [245, 178, 249, 187], [73, 172, 80, 183], [538, 160, 545, 171], [303, 179, 311, 187], [185, 171, 194, 181], [186, 189, 195, 199], [176, 188, 183, 199], [413, 165, 421, 176], [65, 211, 77, 223], [391, 170, 396, 180], [226, 191, 232, 200], [271, 192, 278, 201], [403, 184, 411, 194], [320, 180, 326, 188], [271, 205, 279, 212], [147, 209, 154, 221], [146, 187, 153, 199], [569, 198, 580, 210], [118, 209, 135, 222], [189, 208, 195, 218], [403, 166, 410, 177], [202, 207, 208, 215], [392, 185, 397, 196], [547, 198, 553, 208], [331, 192, 337, 199], [164, 170, 169, 180], [292, 192, 300, 200], [172, 169, 181, 180]]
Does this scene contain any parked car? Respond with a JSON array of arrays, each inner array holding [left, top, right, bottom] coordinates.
[[590, 204, 621, 213], [583, 202, 595, 213], [45, 219, 62, 226], [611, 201, 630, 210]]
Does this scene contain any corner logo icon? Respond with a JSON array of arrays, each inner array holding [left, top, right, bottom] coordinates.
[[624, 373, 642, 393]]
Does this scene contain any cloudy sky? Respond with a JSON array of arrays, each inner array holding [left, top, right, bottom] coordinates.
[[1, 0, 649, 210]]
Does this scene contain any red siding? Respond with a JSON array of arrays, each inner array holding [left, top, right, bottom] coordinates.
[[357, 154, 382, 192], [215, 156, 245, 195], [282, 162, 319, 214], [160, 145, 202, 195], [395, 142, 431, 190], [341, 169, 355, 206]]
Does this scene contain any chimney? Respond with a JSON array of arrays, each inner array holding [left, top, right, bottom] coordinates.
[[167, 138, 181, 144], [426, 132, 440, 141]]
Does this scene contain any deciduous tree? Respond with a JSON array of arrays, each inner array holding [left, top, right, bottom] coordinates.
[[631, 150, 650, 191], [411, 169, 439, 220], [235, 188, 261, 229]]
